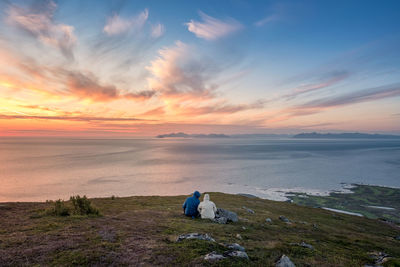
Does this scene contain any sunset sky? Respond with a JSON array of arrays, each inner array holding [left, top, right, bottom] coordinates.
[[0, 0, 399, 136]]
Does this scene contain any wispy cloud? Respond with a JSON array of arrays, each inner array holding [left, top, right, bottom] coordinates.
[[103, 9, 149, 36], [284, 71, 350, 100], [6, 0, 77, 59], [151, 23, 165, 38], [254, 14, 280, 27], [178, 100, 265, 116], [298, 83, 400, 109], [62, 69, 156, 102], [146, 41, 217, 100], [185, 11, 243, 40], [0, 47, 155, 103]]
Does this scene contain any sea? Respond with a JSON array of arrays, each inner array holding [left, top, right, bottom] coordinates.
[[1, 137, 400, 202]]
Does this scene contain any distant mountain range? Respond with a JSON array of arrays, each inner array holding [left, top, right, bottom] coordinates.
[[293, 132, 400, 139]]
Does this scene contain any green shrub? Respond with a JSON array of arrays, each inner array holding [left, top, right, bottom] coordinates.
[[48, 199, 70, 216], [70, 195, 99, 216]]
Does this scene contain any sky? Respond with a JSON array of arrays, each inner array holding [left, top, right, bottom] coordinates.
[[0, 0, 399, 136]]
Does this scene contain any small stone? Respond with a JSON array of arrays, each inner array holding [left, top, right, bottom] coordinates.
[[279, 216, 290, 223], [300, 242, 313, 249], [204, 251, 225, 261], [242, 226, 247, 230], [226, 243, 245, 251], [266, 218, 272, 223], [313, 223, 318, 229], [176, 233, 215, 242], [242, 206, 255, 214], [276, 254, 296, 267], [224, 250, 249, 259], [395, 236, 400, 241], [236, 233, 242, 240]]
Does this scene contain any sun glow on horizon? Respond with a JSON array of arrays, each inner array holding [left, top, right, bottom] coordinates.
[[0, 0, 399, 136]]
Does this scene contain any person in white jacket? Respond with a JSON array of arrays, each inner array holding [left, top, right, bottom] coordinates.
[[197, 194, 217, 219]]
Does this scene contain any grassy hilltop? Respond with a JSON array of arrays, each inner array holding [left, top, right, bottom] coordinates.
[[1, 192, 399, 266]]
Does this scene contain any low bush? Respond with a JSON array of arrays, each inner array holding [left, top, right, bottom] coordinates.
[[47, 199, 70, 216], [70, 195, 100, 216]]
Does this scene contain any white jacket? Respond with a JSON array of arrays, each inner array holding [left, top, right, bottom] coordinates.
[[198, 194, 217, 219]]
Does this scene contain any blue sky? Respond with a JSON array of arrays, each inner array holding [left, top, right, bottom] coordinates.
[[0, 0, 399, 136]]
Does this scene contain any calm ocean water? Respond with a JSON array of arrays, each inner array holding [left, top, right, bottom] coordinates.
[[1, 137, 400, 202]]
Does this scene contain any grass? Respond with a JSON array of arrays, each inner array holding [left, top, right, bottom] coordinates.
[[0, 191, 399, 266]]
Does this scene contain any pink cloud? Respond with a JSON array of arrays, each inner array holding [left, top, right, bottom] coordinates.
[[185, 11, 243, 40], [7, 1, 77, 59], [103, 9, 149, 36]]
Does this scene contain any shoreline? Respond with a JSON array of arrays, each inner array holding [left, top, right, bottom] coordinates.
[[1, 183, 399, 203]]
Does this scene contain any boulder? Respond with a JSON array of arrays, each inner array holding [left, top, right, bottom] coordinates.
[[216, 208, 238, 222], [226, 243, 245, 251], [176, 233, 215, 242], [276, 255, 296, 267], [279, 216, 290, 223], [204, 251, 225, 261], [224, 250, 249, 259]]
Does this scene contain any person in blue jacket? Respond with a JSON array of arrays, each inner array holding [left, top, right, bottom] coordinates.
[[183, 191, 201, 218]]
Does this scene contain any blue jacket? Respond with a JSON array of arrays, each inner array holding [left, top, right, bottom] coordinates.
[[183, 191, 201, 217]]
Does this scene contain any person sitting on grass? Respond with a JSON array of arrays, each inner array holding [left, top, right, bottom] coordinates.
[[198, 193, 217, 219], [183, 191, 201, 218]]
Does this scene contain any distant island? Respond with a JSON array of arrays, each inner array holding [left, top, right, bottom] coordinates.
[[294, 132, 400, 139], [156, 132, 230, 138]]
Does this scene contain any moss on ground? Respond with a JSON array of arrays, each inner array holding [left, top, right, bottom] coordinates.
[[0, 190, 399, 266]]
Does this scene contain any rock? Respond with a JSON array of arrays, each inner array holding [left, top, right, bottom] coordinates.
[[369, 252, 390, 265], [224, 250, 249, 259], [176, 233, 215, 242], [213, 216, 228, 224], [226, 243, 245, 251], [276, 254, 296, 267], [242, 226, 247, 230], [300, 241, 314, 250], [216, 208, 238, 222], [236, 233, 242, 240], [242, 206, 255, 214], [395, 235, 400, 241], [279, 215, 290, 223], [290, 242, 314, 250], [266, 218, 272, 223], [204, 251, 225, 261], [313, 223, 318, 229]]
